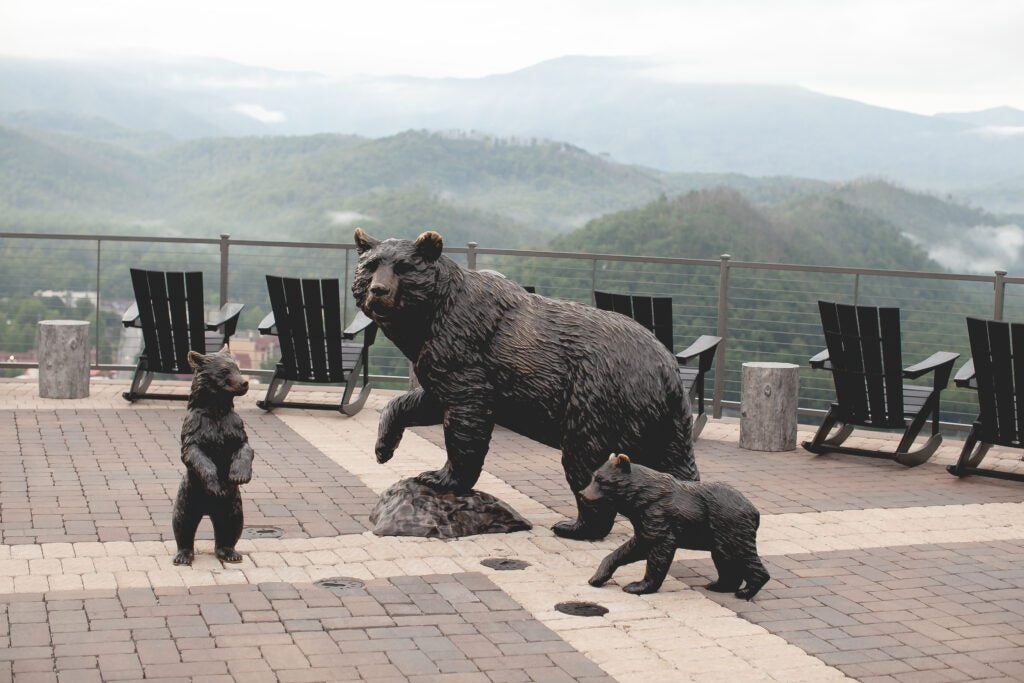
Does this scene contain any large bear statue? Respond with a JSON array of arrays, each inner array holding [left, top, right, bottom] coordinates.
[[352, 229, 699, 540], [584, 454, 769, 598]]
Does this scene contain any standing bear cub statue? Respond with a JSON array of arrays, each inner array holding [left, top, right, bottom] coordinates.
[[584, 455, 770, 598], [352, 228, 699, 541], [173, 349, 254, 566]]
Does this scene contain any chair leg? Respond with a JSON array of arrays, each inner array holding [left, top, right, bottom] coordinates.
[[339, 347, 372, 417], [122, 362, 153, 402], [822, 423, 853, 447], [947, 422, 992, 476], [692, 412, 708, 440], [894, 397, 941, 467], [256, 369, 291, 411], [802, 405, 840, 454]]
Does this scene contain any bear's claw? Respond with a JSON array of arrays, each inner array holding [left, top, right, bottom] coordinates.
[[173, 549, 194, 566], [215, 547, 243, 563]]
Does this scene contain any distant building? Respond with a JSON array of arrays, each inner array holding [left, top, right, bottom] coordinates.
[[33, 289, 98, 308]]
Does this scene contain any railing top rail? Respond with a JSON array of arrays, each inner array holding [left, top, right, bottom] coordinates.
[[3, 230, 1020, 284], [0, 231, 222, 245]]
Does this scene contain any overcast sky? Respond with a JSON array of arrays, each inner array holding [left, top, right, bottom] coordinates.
[[1, 0, 1021, 115]]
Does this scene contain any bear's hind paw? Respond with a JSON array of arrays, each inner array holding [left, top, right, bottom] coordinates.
[[215, 547, 243, 563], [173, 549, 194, 566], [706, 580, 741, 593], [623, 581, 658, 595], [414, 468, 466, 492]]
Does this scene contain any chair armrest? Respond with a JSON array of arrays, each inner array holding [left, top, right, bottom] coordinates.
[[953, 358, 976, 389], [809, 349, 830, 369], [258, 312, 277, 336], [343, 311, 375, 339], [903, 351, 960, 379], [121, 303, 140, 328], [206, 302, 244, 337], [676, 335, 722, 365]]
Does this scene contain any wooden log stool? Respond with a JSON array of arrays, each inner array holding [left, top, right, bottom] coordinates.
[[740, 362, 799, 451], [37, 320, 90, 399]]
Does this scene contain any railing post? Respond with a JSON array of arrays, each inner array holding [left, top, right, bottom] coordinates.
[[591, 258, 598, 305], [219, 234, 230, 307], [712, 254, 731, 419], [343, 249, 350, 324], [467, 242, 478, 270], [95, 239, 102, 368], [994, 270, 1007, 321], [853, 273, 860, 305]]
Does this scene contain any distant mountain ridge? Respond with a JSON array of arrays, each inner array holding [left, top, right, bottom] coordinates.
[[1, 118, 1019, 273], [1, 54, 1023, 212]]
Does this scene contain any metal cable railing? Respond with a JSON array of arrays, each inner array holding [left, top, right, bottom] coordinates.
[[1, 231, 1016, 426]]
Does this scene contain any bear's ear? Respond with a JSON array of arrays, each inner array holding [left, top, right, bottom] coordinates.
[[414, 230, 444, 262], [611, 454, 631, 472], [354, 227, 380, 255], [187, 350, 207, 370]]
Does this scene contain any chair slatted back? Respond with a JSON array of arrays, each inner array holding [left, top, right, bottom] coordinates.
[[819, 301, 905, 427], [130, 268, 206, 373], [266, 276, 347, 382], [967, 317, 1024, 447], [594, 291, 674, 352]]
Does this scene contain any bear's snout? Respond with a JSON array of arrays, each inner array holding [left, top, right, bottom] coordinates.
[[580, 481, 603, 503]]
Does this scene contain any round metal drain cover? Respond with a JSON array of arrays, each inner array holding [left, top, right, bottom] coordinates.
[[315, 577, 365, 592], [481, 558, 531, 571], [555, 601, 608, 617], [242, 526, 283, 539]]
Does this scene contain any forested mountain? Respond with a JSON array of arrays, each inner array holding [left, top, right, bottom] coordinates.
[[2, 119, 1021, 271], [551, 189, 937, 271], [3, 54, 1023, 211]]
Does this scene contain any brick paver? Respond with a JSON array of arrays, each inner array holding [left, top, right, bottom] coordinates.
[[0, 574, 614, 683], [4, 382, 1024, 682], [0, 409, 376, 545], [672, 540, 1024, 682]]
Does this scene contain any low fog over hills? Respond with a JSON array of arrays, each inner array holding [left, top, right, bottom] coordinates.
[[2, 54, 1024, 213]]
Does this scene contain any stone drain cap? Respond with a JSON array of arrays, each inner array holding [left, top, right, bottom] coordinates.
[[481, 558, 531, 571], [241, 526, 284, 539], [315, 577, 366, 592], [554, 601, 608, 617]]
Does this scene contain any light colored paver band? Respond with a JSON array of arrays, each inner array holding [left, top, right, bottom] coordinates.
[[5, 382, 1023, 681]]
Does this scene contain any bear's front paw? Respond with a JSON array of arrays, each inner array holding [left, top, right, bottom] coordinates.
[[215, 547, 243, 563], [228, 462, 252, 485], [173, 549, 194, 566], [414, 468, 465, 492], [552, 520, 607, 541], [375, 441, 396, 464], [202, 476, 225, 497], [588, 572, 612, 588], [623, 581, 658, 595]]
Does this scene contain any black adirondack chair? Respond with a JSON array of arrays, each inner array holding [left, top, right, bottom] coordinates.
[[122, 268, 244, 402], [594, 291, 722, 438], [947, 317, 1024, 481], [803, 301, 959, 466], [256, 276, 376, 415]]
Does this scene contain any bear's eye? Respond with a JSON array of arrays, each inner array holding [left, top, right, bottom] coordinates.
[[393, 260, 414, 275], [363, 258, 380, 272]]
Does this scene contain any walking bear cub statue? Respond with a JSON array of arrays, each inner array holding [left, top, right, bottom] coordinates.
[[584, 454, 769, 598], [352, 228, 699, 542], [173, 349, 254, 566]]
